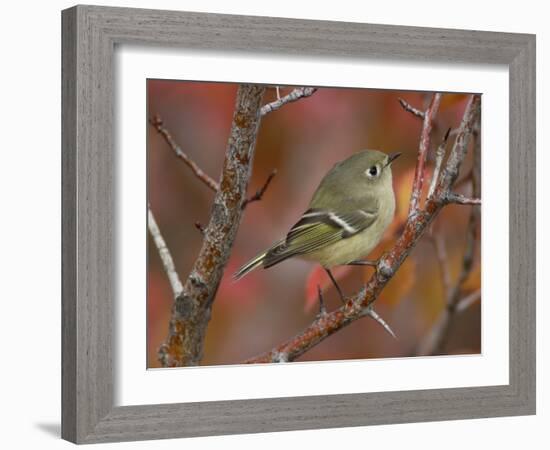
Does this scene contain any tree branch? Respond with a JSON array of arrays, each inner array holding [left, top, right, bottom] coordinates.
[[417, 123, 481, 356], [446, 193, 482, 205], [456, 289, 481, 313], [416, 208, 478, 356], [260, 87, 317, 116], [246, 95, 481, 364], [429, 231, 452, 298], [147, 206, 183, 298], [242, 169, 277, 209], [158, 85, 266, 367], [149, 115, 220, 192], [436, 96, 481, 194], [398, 97, 425, 119], [408, 94, 442, 217], [428, 127, 451, 199]]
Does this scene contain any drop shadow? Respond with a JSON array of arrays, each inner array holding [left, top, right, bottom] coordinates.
[[35, 422, 61, 438]]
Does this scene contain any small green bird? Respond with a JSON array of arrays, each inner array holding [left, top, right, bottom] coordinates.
[[234, 150, 401, 299]]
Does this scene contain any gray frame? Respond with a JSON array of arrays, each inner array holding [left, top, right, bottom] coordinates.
[[62, 4, 536, 444]]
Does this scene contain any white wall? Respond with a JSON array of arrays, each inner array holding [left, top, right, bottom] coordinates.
[[0, 1, 545, 449]]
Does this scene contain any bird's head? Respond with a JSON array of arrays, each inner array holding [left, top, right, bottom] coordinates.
[[333, 149, 401, 190]]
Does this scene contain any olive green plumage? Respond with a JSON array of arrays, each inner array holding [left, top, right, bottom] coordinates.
[[234, 150, 399, 280]]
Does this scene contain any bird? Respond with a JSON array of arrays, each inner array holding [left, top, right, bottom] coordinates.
[[234, 150, 401, 300]]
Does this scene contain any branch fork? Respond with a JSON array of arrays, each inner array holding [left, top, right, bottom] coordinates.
[[149, 85, 317, 366], [246, 93, 481, 363]]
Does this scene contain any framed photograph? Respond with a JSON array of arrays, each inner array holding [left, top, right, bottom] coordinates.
[[62, 5, 535, 444]]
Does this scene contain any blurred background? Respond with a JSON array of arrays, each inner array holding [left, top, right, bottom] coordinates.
[[147, 80, 481, 368]]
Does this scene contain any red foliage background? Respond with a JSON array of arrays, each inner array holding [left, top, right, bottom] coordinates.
[[147, 81, 481, 367]]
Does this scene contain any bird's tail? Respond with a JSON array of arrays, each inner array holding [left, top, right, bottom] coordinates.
[[233, 251, 267, 280]]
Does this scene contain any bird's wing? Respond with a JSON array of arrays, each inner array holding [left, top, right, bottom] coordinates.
[[262, 208, 378, 268]]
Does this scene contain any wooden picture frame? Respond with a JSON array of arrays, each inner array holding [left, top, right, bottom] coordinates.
[[61, 5, 535, 443]]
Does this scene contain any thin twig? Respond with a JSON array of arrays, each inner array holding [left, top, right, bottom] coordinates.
[[241, 169, 277, 209], [260, 87, 317, 116], [147, 206, 183, 298], [430, 232, 452, 298], [408, 94, 442, 217], [149, 115, 220, 192], [398, 98, 425, 119], [447, 193, 482, 205], [454, 205, 477, 292], [417, 208, 478, 356], [456, 289, 481, 312], [428, 127, 451, 199]]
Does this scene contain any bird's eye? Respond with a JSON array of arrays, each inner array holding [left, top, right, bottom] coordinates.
[[366, 165, 380, 178]]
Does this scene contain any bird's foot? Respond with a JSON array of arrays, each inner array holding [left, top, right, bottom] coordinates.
[[347, 259, 379, 270], [324, 268, 347, 305]]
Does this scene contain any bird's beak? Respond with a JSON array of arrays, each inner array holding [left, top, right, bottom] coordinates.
[[386, 152, 402, 167]]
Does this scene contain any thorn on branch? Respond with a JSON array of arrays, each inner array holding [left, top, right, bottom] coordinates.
[[242, 169, 277, 209], [398, 98, 426, 119], [260, 87, 317, 116], [149, 114, 220, 192], [194, 221, 206, 235], [366, 308, 397, 340], [317, 285, 327, 316]]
